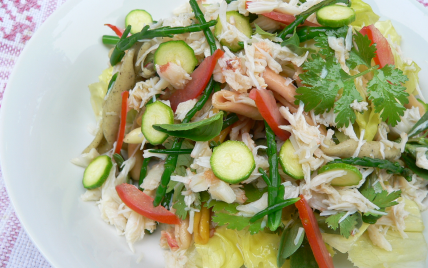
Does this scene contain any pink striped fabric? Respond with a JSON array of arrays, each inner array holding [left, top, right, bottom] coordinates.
[[1, 0, 428, 267]]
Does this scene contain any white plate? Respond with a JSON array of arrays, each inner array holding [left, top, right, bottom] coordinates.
[[1, 0, 428, 267]]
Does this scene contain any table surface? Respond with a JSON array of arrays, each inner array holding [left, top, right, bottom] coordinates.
[[1, 0, 428, 267]]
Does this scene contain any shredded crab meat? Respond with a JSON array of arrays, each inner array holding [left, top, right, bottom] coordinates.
[[156, 62, 192, 89]]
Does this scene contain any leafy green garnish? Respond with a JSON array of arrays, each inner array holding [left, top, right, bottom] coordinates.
[[408, 110, 428, 138], [367, 65, 409, 126], [164, 138, 194, 176], [290, 241, 318, 268], [401, 154, 428, 180], [212, 213, 264, 234], [277, 221, 305, 267], [325, 212, 362, 238], [281, 29, 314, 56], [254, 24, 277, 40], [154, 111, 224, 141], [205, 199, 239, 213], [348, 31, 377, 68], [330, 157, 412, 180], [173, 190, 188, 220], [243, 183, 267, 202], [359, 186, 401, 224]]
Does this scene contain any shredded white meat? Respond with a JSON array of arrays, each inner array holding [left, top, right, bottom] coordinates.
[[156, 62, 191, 89], [71, 148, 99, 167]]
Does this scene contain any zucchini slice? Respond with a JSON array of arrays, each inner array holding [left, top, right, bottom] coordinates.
[[83, 155, 113, 189], [154, 40, 198, 74], [141, 101, 174, 145], [279, 140, 304, 180], [214, 11, 252, 52], [125, 9, 153, 34], [316, 5, 356, 28], [210, 141, 255, 184], [318, 163, 362, 186]]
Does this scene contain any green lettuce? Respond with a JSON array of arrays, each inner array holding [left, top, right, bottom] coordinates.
[[350, 0, 380, 29], [88, 67, 113, 119]]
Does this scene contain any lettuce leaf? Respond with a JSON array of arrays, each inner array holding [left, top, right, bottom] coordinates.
[[348, 231, 428, 268], [194, 227, 290, 268], [88, 67, 113, 119], [350, 0, 380, 29]]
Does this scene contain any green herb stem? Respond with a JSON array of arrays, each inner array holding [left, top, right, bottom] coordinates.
[[189, 0, 217, 54], [138, 157, 151, 191], [102, 35, 120, 45], [258, 167, 272, 187], [222, 113, 239, 130], [250, 197, 301, 223], [149, 149, 193, 154], [110, 25, 133, 66]]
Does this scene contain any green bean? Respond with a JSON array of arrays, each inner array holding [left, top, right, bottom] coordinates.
[[189, 0, 217, 54], [265, 122, 282, 231], [222, 113, 239, 130], [250, 197, 301, 223], [148, 149, 193, 155], [277, 0, 350, 40], [102, 35, 120, 45], [138, 157, 151, 191]]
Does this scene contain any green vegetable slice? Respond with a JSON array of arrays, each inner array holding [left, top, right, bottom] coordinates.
[[316, 5, 356, 27], [154, 40, 198, 73], [141, 101, 174, 145], [125, 9, 153, 34], [319, 163, 362, 186], [214, 11, 251, 52], [279, 140, 304, 180], [83, 155, 113, 189], [210, 141, 255, 184]]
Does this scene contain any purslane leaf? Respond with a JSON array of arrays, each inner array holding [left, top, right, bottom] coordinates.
[[154, 111, 224, 141]]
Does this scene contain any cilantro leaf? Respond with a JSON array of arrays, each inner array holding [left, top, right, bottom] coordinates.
[[205, 199, 239, 213], [281, 29, 314, 56], [296, 54, 342, 114], [212, 213, 264, 234], [348, 31, 377, 68], [325, 212, 363, 239], [173, 192, 188, 220], [334, 78, 363, 128], [314, 34, 335, 58], [367, 65, 409, 126], [243, 183, 267, 202], [361, 188, 402, 209]]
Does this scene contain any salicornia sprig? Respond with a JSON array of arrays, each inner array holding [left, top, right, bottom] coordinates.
[[258, 167, 271, 187], [102, 35, 120, 45], [330, 157, 413, 181], [138, 157, 151, 191], [278, 0, 350, 40], [222, 113, 239, 130], [148, 149, 193, 155], [117, 20, 216, 52], [110, 25, 133, 66], [265, 122, 282, 231], [250, 197, 300, 223], [189, 0, 217, 54]]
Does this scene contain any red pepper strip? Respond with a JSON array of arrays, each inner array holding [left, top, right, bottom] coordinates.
[[249, 88, 290, 141], [116, 183, 180, 224], [105, 24, 124, 37], [114, 91, 129, 154], [169, 49, 225, 111], [262, 11, 319, 27], [295, 195, 334, 268], [360, 25, 394, 68]]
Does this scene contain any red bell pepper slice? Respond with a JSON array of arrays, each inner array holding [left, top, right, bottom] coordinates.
[[295, 195, 334, 268], [169, 49, 224, 111], [116, 183, 180, 225], [249, 88, 290, 141], [114, 91, 128, 154], [360, 25, 394, 68], [105, 24, 124, 37], [262, 11, 319, 27]]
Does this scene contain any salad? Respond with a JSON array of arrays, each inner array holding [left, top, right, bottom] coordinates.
[[72, 0, 428, 267]]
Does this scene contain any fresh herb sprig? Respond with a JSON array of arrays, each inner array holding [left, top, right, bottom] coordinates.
[[148, 149, 193, 155]]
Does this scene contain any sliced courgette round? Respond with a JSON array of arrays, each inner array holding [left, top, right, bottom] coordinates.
[[141, 101, 174, 145], [154, 40, 198, 74], [316, 5, 356, 28], [214, 11, 252, 52], [279, 140, 304, 180], [125, 9, 153, 34], [318, 163, 362, 186], [210, 141, 255, 184], [83, 155, 113, 189]]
